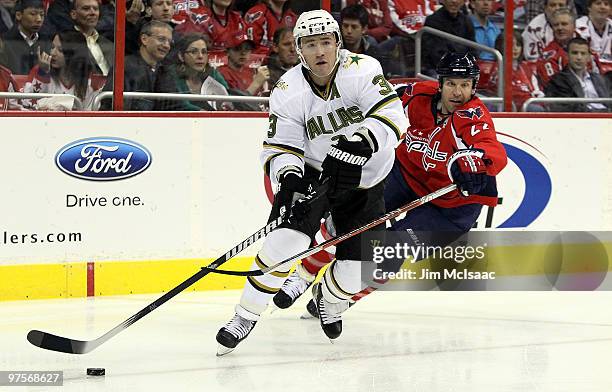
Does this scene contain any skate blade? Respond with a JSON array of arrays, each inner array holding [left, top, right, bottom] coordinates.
[[269, 303, 280, 314], [216, 344, 235, 357], [300, 311, 316, 320]]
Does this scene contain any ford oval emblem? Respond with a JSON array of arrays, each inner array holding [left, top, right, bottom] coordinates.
[[55, 137, 152, 181]]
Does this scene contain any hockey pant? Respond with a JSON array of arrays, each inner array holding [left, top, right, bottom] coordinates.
[[237, 173, 386, 321]]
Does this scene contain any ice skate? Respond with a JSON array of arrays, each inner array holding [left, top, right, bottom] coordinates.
[[314, 283, 348, 340], [272, 266, 314, 309], [216, 313, 256, 356]]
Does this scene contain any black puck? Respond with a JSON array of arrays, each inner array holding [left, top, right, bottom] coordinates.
[[86, 368, 105, 376]]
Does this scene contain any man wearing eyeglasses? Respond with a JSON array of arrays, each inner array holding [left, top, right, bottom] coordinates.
[[101, 20, 180, 110]]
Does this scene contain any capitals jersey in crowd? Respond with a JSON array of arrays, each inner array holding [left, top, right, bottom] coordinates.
[[244, 3, 297, 55], [346, 0, 393, 42], [576, 16, 612, 73], [397, 81, 507, 208], [536, 39, 601, 86], [174, 5, 246, 52], [522, 14, 554, 61], [388, 0, 435, 35], [262, 49, 407, 188], [172, 0, 209, 29]]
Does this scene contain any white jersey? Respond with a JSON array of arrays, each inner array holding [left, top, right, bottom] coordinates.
[[262, 49, 407, 188], [576, 16, 612, 61], [522, 13, 554, 62]]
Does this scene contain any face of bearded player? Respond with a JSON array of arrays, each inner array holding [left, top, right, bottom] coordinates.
[[440, 77, 474, 113]]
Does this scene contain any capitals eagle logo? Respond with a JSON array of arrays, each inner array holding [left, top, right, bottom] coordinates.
[[455, 107, 484, 120]]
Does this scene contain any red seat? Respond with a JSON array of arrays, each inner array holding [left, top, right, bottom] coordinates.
[[12, 74, 29, 91]]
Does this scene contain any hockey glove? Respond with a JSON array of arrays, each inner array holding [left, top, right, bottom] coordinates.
[[448, 149, 489, 197], [321, 134, 373, 197], [272, 170, 311, 221]]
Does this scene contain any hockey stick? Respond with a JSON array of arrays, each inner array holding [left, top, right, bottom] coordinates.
[[201, 183, 458, 277], [26, 184, 328, 354]]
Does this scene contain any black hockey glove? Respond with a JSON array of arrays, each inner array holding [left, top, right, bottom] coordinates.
[[272, 171, 311, 221], [321, 134, 373, 197], [448, 149, 490, 196]]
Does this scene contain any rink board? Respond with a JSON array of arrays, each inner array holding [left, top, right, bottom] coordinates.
[[0, 114, 611, 300]]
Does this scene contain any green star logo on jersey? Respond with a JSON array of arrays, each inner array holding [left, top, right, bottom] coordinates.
[[346, 54, 364, 68]]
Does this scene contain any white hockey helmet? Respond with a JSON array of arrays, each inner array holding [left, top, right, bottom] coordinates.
[[293, 10, 342, 75]]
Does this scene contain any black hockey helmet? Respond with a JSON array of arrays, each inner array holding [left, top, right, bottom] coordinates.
[[436, 52, 480, 90]]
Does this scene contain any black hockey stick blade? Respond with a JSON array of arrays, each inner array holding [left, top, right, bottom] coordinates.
[[201, 184, 458, 277], [27, 330, 92, 354], [26, 217, 284, 354]]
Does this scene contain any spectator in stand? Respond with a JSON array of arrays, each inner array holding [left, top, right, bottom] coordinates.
[[388, 0, 434, 37], [470, 0, 500, 60], [0, 0, 16, 34], [20, 30, 101, 109], [545, 36, 610, 111], [218, 32, 269, 95], [0, 0, 50, 74], [576, 0, 611, 73], [244, 0, 297, 56], [537, 8, 585, 86], [522, 0, 568, 61], [172, 0, 209, 34], [376, 0, 434, 76], [70, 0, 113, 75], [0, 35, 20, 109], [40, 0, 72, 37], [525, 0, 578, 24], [123, 0, 181, 56], [171, 32, 232, 110], [175, 0, 247, 54], [101, 20, 179, 110], [491, 31, 546, 111], [340, 4, 379, 56], [422, 0, 476, 74], [266, 26, 297, 87], [346, 0, 393, 43], [96, 0, 146, 43]]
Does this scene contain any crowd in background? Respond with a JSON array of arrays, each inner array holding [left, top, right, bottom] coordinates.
[[0, 0, 610, 111]]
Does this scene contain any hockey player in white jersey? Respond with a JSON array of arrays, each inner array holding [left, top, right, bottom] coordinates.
[[215, 9, 407, 355]]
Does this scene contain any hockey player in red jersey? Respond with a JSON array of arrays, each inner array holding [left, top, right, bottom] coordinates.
[[273, 52, 508, 316], [244, 0, 297, 55]]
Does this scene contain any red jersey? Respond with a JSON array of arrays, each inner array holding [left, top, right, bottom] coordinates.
[[0, 64, 18, 110], [489, 61, 543, 110], [218, 64, 255, 93], [397, 81, 507, 208], [244, 3, 297, 55], [347, 0, 393, 42], [176, 6, 247, 52], [172, 0, 209, 31], [388, 0, 435, 36], [536, 40, 568, 87]]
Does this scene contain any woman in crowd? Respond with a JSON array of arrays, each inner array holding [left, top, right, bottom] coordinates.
[[491, 31, 546, 111], [172, 33, 233, 110], [21, 30, 102, 110]]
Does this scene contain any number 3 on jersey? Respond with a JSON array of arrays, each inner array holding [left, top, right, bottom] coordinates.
[[372, 74, 393, 95], [268, 114, 278, 138]]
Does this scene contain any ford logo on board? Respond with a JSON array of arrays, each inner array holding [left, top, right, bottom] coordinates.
[[55, 137, 152, 181]]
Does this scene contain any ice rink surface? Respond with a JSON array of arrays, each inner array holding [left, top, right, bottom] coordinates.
[[1, 290, 612, 392]]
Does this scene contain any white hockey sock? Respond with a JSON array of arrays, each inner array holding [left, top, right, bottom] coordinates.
[[239, 228, 310, 316], [321, 259, 367, 304]]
